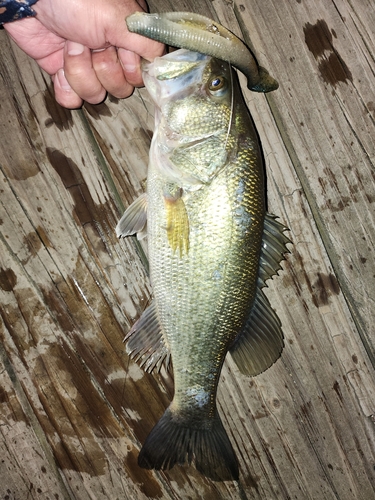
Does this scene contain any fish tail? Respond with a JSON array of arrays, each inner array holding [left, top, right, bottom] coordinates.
[[138, 407, 239, 481]]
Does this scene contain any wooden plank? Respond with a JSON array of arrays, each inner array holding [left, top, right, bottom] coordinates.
[[0, 341, 73, 499], [0, 0, 374, 498], [237, 0, 375, 361]]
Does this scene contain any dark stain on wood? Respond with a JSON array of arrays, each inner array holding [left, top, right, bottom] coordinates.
[[46, 148, 114, 251], [39, 255, 171, 445], [0, 122, 41, 181], [48, 339, 122, 439], [52, 158, 98, 223], [22, 227, 52, 264], [333, 380, 343, 403], [326, 196, 351, 212], [0, 386, 29, 425], [4, 148, 39, 180], [84, 102, 112, 118], [304, 20, 353, 86], [284, 254, 340, 308], [46, 148, 83, 189], [0, 386, 7, 404], [367, 101, 375, 120], [125, 451, 164, 498], [304, 20, 336, 57], [284, 250, 310, 299], [108, 95, 120, 105], [0, 304, 25, 355], [0, 268, 17, 291], [40, 285, 76, 334], [312, 272, 340, 307], [134, 126, 153, 147], [43, 86, 73, 130], [28, 342, 113, 476]]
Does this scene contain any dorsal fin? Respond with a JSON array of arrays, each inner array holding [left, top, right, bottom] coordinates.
[[230, 213, 291, 375], [258, 213, 291, 287], [125, 301, 171, 373]]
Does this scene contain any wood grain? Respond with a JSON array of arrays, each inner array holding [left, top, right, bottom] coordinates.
[[0, 0, 374, 498]]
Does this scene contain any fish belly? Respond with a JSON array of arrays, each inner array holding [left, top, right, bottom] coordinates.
[[147, 150, 264, 415]]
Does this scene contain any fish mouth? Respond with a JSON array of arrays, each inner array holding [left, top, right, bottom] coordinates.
[[142, 49, 208, 80], [141, 49, 209, 104], [127, 11, 278, 92], [142, 49, 209, 101]]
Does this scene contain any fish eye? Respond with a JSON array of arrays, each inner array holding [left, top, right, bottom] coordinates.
[[208, 76, 226, 93]]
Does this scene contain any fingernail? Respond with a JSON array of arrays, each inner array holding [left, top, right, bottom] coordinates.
[[118, 48, 138, 73], [67, 41, 85, 56], [123, 63, 136, 73], [56, 69, 71, 91]]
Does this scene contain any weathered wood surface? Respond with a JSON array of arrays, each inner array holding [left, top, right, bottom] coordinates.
[[0, 0, 374, 498]]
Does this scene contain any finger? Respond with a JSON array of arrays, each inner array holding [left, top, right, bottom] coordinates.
[[117, 48, 143, 87], [92, 47, 134, 99], [126, 32, 165, 62], [64, 41, 106, 104], [53, 68, 83, 109], [109, 16, 165, 63]]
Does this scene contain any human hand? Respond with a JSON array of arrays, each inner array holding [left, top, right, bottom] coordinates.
[[4, 0, 164, 108]]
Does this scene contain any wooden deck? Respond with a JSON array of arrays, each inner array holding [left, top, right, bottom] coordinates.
[[1, 0, 374, 498]]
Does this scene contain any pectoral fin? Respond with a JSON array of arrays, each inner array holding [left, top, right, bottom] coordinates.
[[163, 188, 189, 257], [116, 193, 148, 239], [230, 213, 291, 376], [125, 301, 170, 373]]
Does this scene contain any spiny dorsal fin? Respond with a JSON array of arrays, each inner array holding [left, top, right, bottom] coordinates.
[[124, 301, 170, 373], [116, 193, 148, 239], [258, 213, 291, 288], [230, 213, 291, 376]]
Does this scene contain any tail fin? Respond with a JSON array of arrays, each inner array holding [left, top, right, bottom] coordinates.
[[138, 407, 239, 481]]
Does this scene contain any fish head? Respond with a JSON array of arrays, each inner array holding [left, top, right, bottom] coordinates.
[[143, 49, 238, 185], [142, 49, 233, 139]]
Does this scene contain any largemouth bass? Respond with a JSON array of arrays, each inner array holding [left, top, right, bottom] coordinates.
[[117, 13, 290, 481]]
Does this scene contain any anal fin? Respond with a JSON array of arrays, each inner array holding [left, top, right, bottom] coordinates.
[[125, 301, 170, 373]]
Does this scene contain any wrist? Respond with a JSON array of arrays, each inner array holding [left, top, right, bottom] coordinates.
[[0, 0, 38, 25]]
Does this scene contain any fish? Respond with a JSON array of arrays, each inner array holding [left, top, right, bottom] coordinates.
[[117, 12, 290, 481]]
